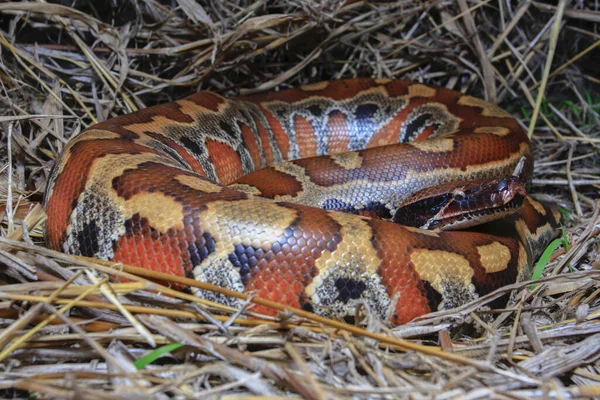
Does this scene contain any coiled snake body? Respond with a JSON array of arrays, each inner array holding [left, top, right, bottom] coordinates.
[[44, 79, 561, 325]]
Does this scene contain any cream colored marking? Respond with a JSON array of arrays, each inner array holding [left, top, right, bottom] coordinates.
[[402, 225, 440, 237], [51, 129, 124, 179], [516, 242, 529, 279], [88, 153, 188, 233], [305, 212, 382, 299], [515, 219, 553, 244], [476, 242, 511, 273], [197, 198, 297, 261], [457, 96, 512, 118], [176, 175, 222, 193], [409, 138, 454, 153], [330, 152, 363, 170], [410, 249, 474, 294], [192, 258, 245, 307], [300, 81, 330, 91], [122, 192, 185, 232], [474, 126, 511, 136], [227, 183, 262, 196], [374, 78, 392, 85], [526, 197, 547, 216], [121, 97, 230, 138], [73, 129, 122, 142], [408, 84, 436, 98]]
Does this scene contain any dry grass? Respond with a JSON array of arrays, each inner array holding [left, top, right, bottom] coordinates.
[[0, 0, 599, 398]]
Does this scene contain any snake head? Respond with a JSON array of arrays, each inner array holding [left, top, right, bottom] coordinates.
[[393, 177, 527, 231]]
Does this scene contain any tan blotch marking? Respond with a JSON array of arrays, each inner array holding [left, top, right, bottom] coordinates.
[[272, 162, 404, 211], [305, 212, 381, 298], [193, 198, 297, 284], [122, 192, 185, 232], [176, 175, 222, 193], [330, 152, 363, 170], [300, 81, 330, 91], [374, 78, 392, 85], [122, 97, 228, 137], [402, 225, 440, 237], [410, 249, 474, 294], [199, 198, 297, 259], [526, 197, 547, 216], [409, 138, 454, 153], [458, 96, 512, 118], [408, 84, 436, 98], [516, 242, 529, 279], [227, 183, 262, 196], [476, 242, 511, 273], [89, 153, 187, 233], [513, 217, 559, 266], [515, 219, 532, 245], [74, 129, 122, 142], [474, 126, 511, 136], [53, 129, 123, 178]]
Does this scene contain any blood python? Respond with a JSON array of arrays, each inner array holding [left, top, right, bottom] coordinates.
[[44, 79, 561, 325]]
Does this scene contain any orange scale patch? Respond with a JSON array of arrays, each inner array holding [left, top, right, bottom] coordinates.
[[412, 125, 438, 141], [325, 111, 351, 153], [240, 124, 263, 170], [375, 250, 431, 324], [368, 102, 434, 146], [369, 220, 432, 324], [184, 92, 226, 112], [367, 117, 404, 147], [367, 109, 417, 147], [113, 233, 189, 286], [294, 115, 318, 158], [254, 116, 276, 165], [205, 138, 244, 184], [246, 267, 305, 308], [389, 279, 431, 325], [234, 167, 303, 198], [260, 105, 291, 160]]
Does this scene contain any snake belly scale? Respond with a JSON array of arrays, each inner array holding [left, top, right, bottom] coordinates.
[[44, 79, 561, 325]]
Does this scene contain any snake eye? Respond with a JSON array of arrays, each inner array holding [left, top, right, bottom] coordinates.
[[497, 179, 509, 192], [452, 190, 466, 201]]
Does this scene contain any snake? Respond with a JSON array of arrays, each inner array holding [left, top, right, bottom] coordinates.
[[43, 78, 562, 325]]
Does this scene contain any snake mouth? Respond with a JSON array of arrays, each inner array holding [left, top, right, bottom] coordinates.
[[393, 177, 527, 231]]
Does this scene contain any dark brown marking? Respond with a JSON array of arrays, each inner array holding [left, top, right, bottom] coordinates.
[[235, 168, 303, 198]]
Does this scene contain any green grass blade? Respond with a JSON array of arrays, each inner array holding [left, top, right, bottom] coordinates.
[[134, 343, 184, 370], [529, 238, 563, 290]]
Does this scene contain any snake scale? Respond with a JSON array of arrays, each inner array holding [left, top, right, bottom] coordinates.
[[44, 78, 561, 325]]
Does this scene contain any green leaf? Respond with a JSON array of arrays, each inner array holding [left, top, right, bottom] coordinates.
[[134, 343, 184, 370], [560, 225, 570, 253], [530, 238, 563, 290], [558, 205, 572, 220]]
